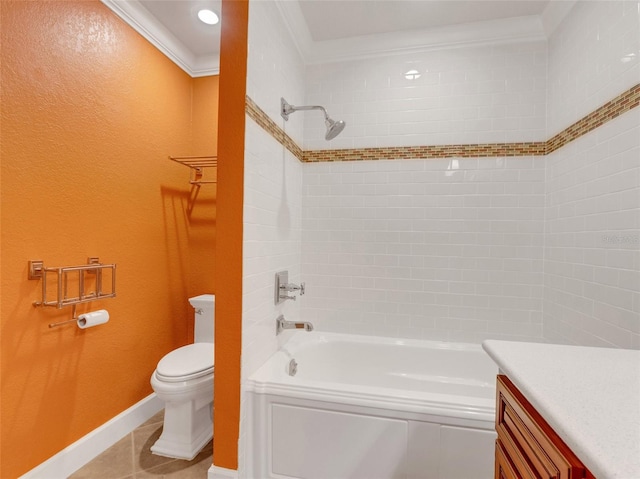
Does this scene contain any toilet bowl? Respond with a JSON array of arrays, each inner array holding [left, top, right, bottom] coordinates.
[[150, 295, 215, 460]]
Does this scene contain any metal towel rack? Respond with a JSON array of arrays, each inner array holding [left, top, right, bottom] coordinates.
[[169, 155, 217, 185], [28, 258, 116, 327]]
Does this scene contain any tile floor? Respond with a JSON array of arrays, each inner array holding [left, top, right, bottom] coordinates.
[[68, 410, 213, 479]]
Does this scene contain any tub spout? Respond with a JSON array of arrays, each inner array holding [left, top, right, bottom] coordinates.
[[276, 315, 314, 335]]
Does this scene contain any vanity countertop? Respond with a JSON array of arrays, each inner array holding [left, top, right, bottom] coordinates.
[[482, 340, 640, 479]]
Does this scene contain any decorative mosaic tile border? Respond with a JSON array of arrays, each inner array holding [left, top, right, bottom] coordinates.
[[245, 95, 303, 161], [245, 83, 639, 162], [303, 143, 547, 162], [546, 83, 640, 154]]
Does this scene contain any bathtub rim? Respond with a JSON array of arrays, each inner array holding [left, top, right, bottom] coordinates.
[[276, 330, 496, 353], [246, 331, 497, 424]]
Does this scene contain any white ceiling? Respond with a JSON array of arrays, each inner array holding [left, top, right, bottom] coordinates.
[[299, 1, 549, 41], [138, 0, 222, 57], [101, 0, 570, 77]]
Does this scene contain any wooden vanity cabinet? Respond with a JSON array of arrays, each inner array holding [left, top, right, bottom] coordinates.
[[495, 375, 595, 479]]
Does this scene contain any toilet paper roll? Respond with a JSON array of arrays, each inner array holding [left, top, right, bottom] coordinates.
[[77, 310, 109, 329]]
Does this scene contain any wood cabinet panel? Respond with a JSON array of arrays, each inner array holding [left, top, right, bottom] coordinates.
[[494, 375, 592, 479], [495, 439, 520, 479]]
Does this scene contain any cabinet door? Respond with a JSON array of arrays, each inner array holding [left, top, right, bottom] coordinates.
[[495, 439, 520, 479], [496, 375, 588, 479]]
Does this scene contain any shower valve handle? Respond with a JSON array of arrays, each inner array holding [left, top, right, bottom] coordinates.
[[280, 282, 305, 295]]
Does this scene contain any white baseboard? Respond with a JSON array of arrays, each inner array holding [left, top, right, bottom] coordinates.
[[209, 465, 239, 479], [19, 394, 163, 479]]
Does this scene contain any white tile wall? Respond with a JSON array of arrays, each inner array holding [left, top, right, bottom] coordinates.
[[246, 0, 306, 146], [240, 0, 306, 474], [239, 115, 304, 479], [544, 108, 640, 349], [547, 0, 640, 136], [303, 41, 547, 150], [301, 157, 546, 343], [243, 0, 306, 380], [544, 0, 640, 349], [242, 120, 303, 381]]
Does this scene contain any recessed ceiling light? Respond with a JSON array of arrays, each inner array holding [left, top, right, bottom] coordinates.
[[197, 9, 219, 25]]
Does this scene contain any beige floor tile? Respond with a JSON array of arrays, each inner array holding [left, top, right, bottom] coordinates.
[[68, 434, 134, 479], [135, 440, 213, 478], [133, 423, 175, 472], [140, 410, 164, 428], [67, 409, 213, 479]]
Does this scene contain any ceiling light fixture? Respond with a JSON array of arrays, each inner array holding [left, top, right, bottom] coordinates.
[[197, 9, 219, 25]]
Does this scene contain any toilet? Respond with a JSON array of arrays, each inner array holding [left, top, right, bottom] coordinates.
[[150, 294, 215, 460]]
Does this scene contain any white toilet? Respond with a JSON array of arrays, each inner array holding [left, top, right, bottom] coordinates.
[[150, 294, 215, 460]]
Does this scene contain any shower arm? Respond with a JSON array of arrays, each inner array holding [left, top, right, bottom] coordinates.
[[281, 98, 329, 121]]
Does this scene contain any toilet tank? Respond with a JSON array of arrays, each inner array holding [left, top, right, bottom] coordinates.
[[189, 294, 215, 343]]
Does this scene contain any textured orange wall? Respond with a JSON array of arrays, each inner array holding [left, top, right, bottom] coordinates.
[[214, 0, 248, 471], [0, 1, 217, 476], [189, 76, 219, 295], [192, 76, 220, 156]]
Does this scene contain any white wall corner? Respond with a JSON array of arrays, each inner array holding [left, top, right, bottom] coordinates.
[[192, 54, 221, 77], [19, 394, 163, 479], [540, 0, 578, 38], [274, 0, 314, 63], [209, 465, 240, 479]]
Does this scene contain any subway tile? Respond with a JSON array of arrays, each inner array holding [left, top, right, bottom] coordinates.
[[245, 0, 638, 349]]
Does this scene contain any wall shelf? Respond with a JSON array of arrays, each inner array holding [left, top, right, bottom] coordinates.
[[169, 155, 217, 185]]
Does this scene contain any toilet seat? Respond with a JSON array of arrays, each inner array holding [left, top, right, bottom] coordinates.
[[155, 343, 214, 383]]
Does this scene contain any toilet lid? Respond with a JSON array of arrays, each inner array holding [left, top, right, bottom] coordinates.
[[156, 343, 214, 382]]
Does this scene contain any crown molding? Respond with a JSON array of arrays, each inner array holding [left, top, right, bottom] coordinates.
[[101, 0, 555, 76], [275, 4, 547, 65], [191, 54, 221, 77], [101, 0, 219, 77], [311, 15, 546, 64]]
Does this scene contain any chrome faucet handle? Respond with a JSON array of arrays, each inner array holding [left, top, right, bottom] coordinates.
[[280, 282, 305, 295]]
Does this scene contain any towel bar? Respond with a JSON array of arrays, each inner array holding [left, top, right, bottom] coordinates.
[[29, 258, 116, 326]]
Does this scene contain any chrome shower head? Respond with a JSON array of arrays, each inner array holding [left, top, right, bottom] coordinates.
[[281, 97, 346, 141], [325, 117, 346, 140]]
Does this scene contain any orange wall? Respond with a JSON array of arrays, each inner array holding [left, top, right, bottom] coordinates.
[[189, 76, 219, 296], [0, 1, 217, 476], [214, 0, 248, 471]]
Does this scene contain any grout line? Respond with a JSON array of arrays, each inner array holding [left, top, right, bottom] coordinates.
[[129, 431, 136, 479]]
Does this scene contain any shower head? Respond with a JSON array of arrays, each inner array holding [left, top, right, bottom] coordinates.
[[325, 117, 346, 141], [281, 97, 346, 141]]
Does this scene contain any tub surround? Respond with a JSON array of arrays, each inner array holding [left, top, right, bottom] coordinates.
[[482, 340, 640, 479]]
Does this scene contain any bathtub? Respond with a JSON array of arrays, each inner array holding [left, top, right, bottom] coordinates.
[[245, 332, 498, 479]]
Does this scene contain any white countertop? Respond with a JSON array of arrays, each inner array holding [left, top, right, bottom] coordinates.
[[482, 340, 640, 479]]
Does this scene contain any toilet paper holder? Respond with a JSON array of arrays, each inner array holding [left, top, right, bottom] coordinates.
[[28, 257, 116, 328]]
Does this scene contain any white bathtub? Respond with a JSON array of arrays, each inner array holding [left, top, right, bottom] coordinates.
[[245, 332, 498, 479]]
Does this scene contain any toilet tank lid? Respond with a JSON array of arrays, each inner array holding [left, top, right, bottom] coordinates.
[[156, 343, 214, 379], [189, 294, 215, 308]]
